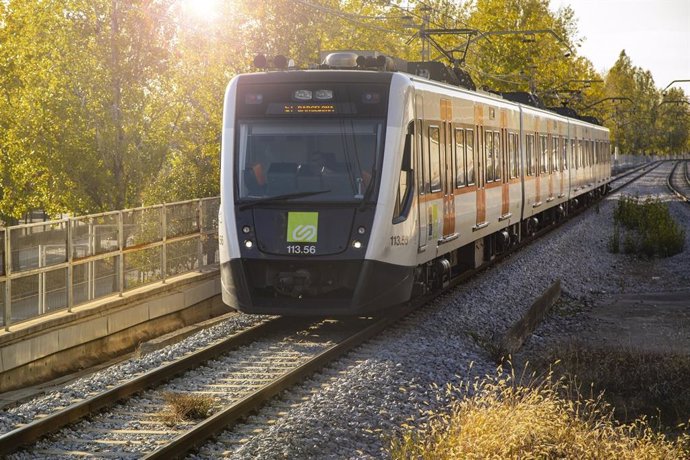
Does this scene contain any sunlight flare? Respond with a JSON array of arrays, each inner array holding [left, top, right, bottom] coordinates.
[[181, 0, 220, 21]]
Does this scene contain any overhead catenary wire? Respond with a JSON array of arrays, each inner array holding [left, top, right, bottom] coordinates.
[[293, 0, 408, 35]]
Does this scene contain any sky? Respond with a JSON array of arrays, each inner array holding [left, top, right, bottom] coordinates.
[[550, 0, 690, 92]]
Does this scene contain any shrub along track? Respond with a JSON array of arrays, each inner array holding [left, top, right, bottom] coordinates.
[[0, 162, 662, 459]]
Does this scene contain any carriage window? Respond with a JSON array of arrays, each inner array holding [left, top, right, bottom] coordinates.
[[539, 135, 548, 174], [421, 122, 430, 193], [466, 129, 475, 185], [429, 126, 442, 192], [586, 140, 591, 166], [485, 131, 494, 182], [454, 128, 466, 187], [394, 121, 414, 223], [563, 138, 568, 170], [493, 131, 502, 181], [508, 133, 517, 178], [553, 137, 560, 172], [526, 134, 535, 176]]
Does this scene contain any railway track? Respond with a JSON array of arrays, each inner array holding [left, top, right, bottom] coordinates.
[[668, 160, 690, 202], [609, 160, 662, 193], [0, 314, 417, 458], [0, 162, 663, 459]]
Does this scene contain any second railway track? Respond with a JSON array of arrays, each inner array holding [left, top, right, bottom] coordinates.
[[668, 159, 690, 202]]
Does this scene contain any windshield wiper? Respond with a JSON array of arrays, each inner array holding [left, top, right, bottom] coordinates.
[[358, 168, 377, 210], [239, 189, 331, 210]]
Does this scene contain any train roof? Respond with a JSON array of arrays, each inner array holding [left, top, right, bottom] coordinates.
[[234, 70, 393, 85], [233, 68, 608, 131]]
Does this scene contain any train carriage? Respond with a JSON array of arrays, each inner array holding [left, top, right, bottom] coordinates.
[[219, 53, 611, 315]]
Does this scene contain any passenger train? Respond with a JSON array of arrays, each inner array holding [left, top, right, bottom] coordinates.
[[218, 52, 611, 315]]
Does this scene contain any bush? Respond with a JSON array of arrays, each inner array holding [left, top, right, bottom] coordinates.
[[389, 366, 690, 459], [610, 195, 685, 258]]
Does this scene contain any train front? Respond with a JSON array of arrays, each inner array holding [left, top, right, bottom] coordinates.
[[219, 70, 410, 315]]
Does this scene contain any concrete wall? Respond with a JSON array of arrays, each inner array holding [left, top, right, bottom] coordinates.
[[0, 268, 228, 393]]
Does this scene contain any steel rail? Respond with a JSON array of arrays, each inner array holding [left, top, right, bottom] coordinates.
[[609, 161, 663, 194], [0, 316, 307, 457], [667, 160, 690, 203], [142, 313, 414, 459]]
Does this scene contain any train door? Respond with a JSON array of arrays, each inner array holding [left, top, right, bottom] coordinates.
[[547, 134, 554, 201], [500, 123, 510, 219], [554, 135, 566, 198], [534, 121, 542, 206], [475, 123, 487, 230], [416, 93, 428, 253], [441, 99, 457, 242]]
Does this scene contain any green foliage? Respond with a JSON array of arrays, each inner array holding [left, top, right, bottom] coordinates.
[[611, 195, 685, 258], [1, 0, 688, 220], [609, 222, 620, 253], [602, 51, 690, 155]]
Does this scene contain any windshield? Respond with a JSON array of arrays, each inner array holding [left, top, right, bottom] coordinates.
[[237, 119, 384, 202]]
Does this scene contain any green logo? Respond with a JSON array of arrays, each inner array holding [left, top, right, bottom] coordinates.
[[287, 212, 318, 243]]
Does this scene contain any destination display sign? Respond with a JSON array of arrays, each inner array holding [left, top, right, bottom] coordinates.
[[265, 102, 356, 115], [282, 103, 336, 114]]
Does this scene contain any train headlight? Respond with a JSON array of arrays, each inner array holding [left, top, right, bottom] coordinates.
[[244, 240, 254, 249], [352, 240, 362, 249], [362, 92, 381, 104], [293, 90, 313, 101], [357, 226, 366, 235], [314, 89, 333, 101], [242, 225, 251, 234], [245, 93, 263, 104]]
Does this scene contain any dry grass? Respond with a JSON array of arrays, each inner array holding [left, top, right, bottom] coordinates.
[[160, 391, 217, 426], [534, 343, 690, 428], [389, 365, 690, 459]]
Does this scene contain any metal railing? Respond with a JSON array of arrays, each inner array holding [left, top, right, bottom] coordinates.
[[0, 197, 220, 330]]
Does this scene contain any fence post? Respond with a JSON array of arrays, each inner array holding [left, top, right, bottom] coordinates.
[[118, 211, 125, 296], [38, 244, 45, 314], [161, 205, 167, 284], [3, 229, 11, 331], [198, 199, 204, 272], [67, 219, 74, 312]]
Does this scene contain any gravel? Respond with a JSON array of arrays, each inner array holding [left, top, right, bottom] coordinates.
[[0, 314, 270, 434], [3, 161, 689, 459]]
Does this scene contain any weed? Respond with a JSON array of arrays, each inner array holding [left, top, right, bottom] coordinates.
[[609, 223, 620, 253], [160, 392, 217, 426]]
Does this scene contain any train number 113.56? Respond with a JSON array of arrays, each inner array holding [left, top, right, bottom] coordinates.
[[390, 235, 409, 246], [287, 245, 316, 254]]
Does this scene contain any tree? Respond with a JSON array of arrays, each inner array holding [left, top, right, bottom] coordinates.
[[656, 88, 690, 155], [0, 0, 177, 220]]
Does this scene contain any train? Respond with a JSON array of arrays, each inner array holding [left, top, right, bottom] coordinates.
[[218, 52, 611, 315]]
